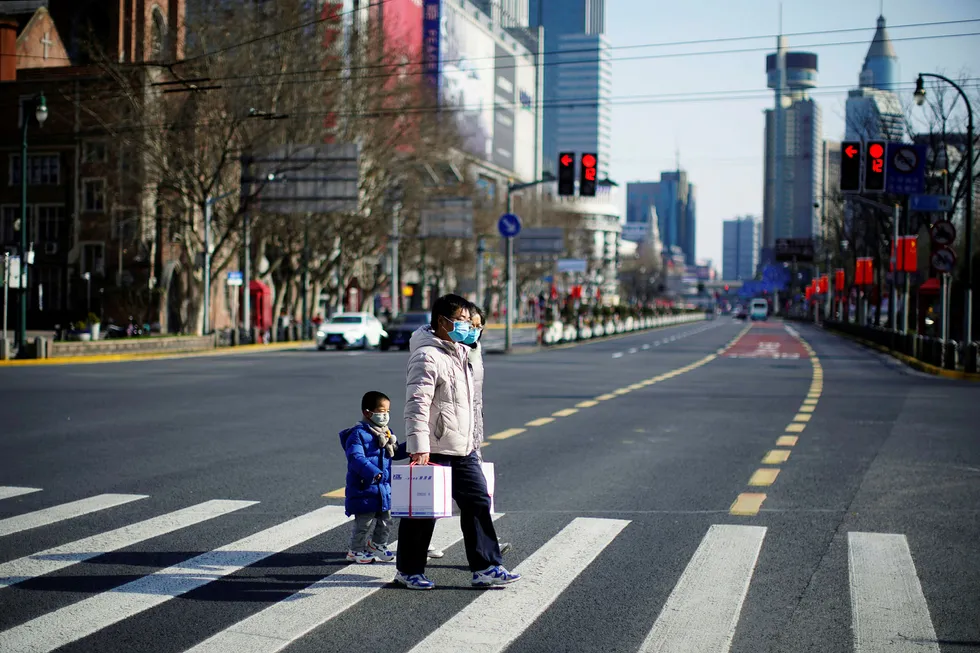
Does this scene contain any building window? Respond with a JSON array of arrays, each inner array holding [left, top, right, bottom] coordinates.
[[112, 208, 139, 242], [150, 7, 168, 59], [9, 154, 61, 186], [119, 144, 136, 178], [34, 205, 65, 242], [1, 205, 22, 243], [81, 242, 105, 276], [82, 179, 106, 213], [35, 265, 63, 312], [82, 141, 108, 163]]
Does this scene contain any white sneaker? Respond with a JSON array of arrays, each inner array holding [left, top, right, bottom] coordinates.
[[394, 571, 435, 590], [367, 541, 395, 563], [427, 546, 444, 559], [346, 550, 374, 564], [471, 565, 521, 587]]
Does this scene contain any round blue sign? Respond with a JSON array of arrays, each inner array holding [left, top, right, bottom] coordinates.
[[497, 213, 522, 238]]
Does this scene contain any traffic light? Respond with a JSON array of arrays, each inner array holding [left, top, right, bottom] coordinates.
[[864, 141, 886, 192], [579, 152, 597, 197], [840, 141, 861, 192], [557, 152, 575, 196]]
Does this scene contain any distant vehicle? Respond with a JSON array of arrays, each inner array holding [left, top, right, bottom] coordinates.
[[734, 305, 748, 320], [380, 311, 430, 351], [316, 313, 386, 350], [749, 298, 769, 321]]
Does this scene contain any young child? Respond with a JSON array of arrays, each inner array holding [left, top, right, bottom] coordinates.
[[339, 391, 406, 564]]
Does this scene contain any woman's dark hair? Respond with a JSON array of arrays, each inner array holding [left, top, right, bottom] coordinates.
[[361, 391, 390, 412], [430, 293, 470, 329]]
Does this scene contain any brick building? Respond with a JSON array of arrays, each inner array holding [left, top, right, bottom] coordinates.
[[0, 0, 186, 334]]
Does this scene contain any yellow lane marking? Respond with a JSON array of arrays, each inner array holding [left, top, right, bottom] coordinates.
[[807, 394, 821, 400], [776, 435, 799, 447], [793, 414, 812, 423], [748, 469, 780, 486], [785, 423, 806, 433], [596, 394, 617, 401], [489, 428, 527, 440], [576, 400, 599, 408], [613, 388, 632, 395], [803, 398, 818, 405], [799, 405, 816, 413], [526, 417, 555, 427], [628, 383, 646, 391], [730, 493, 767, 516], [762, 449, 791, 464], [479, 441, 492, 448], [323, 487, 345, 498], [552, 408, 579, 417], [0, 340, 316, 367]]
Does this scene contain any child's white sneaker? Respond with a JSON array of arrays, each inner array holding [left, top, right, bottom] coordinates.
[[427, 545, 444, 558], [346, 550, 374, 564], [367, 541, 395, 563]]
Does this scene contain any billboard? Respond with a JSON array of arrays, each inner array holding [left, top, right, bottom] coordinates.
[[492, 44, 516, 171], [441, 4, 495, 160], [384, 0, 423, 60]]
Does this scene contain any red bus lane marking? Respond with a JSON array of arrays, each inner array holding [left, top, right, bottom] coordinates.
[[724, 328, 807, 360]]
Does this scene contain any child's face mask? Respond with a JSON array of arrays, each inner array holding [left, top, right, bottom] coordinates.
[[370, 412, 390, 428]]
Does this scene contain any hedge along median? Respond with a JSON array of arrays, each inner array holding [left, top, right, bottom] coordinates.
[[47, 335, 216, 359]]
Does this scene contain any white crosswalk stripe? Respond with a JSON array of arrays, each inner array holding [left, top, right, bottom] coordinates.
[[0, 493, 147, 538], [0, 499, 257, 590], [0, 505, 349, 653], [0, 487, 42, 501], [639, 524, 766, 653], [408, 517, 630, 653], [184, 515, 503, 653], [848, 532, 940, 653]]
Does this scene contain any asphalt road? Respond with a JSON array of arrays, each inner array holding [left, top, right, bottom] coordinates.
[[0, 318, 977, 653]]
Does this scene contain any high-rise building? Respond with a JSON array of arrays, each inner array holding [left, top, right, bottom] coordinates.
[[845, 16, 903, 141], [529, 0, 610, 178], [624, 174, 696, 263], [820, 140, 841, 234], [723, 217, 761, 281], [762, 44, 822, 246]]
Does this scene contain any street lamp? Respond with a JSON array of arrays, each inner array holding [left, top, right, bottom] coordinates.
[[18, 92, 47, 355], [914, 73, 974, 350]]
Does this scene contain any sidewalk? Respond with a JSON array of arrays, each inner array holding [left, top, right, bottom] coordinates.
[[0, 340, 314, 367]]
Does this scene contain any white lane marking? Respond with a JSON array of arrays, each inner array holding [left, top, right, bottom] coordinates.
[[639, 524, 767, 653], [0, 500, 257, 590], [641, 344, 651, 350], [184, 515, 503, 653], [0, 494, 148, 538], [848, 532, 940, 653], [0, 506, 350, 653], [628, 348, 638, 354], [0, 487, 41, 501], [409, 517, 630, 653], [612, 352, 624, 358]]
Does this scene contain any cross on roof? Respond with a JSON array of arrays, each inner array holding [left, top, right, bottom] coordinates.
[[40, 31, 53, 60]]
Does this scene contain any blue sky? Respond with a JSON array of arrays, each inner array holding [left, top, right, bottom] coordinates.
[[607, 0, 980, 268]]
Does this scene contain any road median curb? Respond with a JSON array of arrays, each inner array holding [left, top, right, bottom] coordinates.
[[484, 317, 712, 355], [0, 340, 314, 367]]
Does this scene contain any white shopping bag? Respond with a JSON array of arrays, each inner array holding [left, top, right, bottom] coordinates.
[[482, 462, 495, 514], [391, 464, 453, 518]]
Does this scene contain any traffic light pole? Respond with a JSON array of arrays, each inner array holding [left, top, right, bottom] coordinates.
[[890, 202, 900, 332], [505, 190, 514, 353]]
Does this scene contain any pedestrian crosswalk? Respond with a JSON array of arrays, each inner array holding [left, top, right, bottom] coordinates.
[[0, 485, 950, 653]]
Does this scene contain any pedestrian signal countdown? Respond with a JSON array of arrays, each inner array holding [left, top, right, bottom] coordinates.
[[558, 152, 576, 196]]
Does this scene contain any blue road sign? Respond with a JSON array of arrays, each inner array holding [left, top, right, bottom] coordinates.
[[227, 271, 243, 286], [910, 194, 953, 212], [497, 213, 522, 238], [885, 143, 927, 195]]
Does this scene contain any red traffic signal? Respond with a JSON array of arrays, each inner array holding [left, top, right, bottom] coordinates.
[[864, 141, 886, 192], [840, 141, 861, 192], [579, 152, 597, 197], [557, 152, 575, 196]]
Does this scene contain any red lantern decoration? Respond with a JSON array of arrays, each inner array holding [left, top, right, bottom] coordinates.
[[902, 236, 917, 273], [805, 286, 813, 300], [835, 269, 845, 292], [818, 275, 829, 295], [855, 258, 874, 286]]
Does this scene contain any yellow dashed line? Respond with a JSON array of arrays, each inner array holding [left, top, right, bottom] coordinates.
[[596, 394, 617, 401], [526, 417, 555, 427], [628, 383, 646, 391], [748, 469, 780, 486], [613, 388, 632, 396], [730, 493, 767, 516], [576, 400, 599, 408], [489, 428, 527, 440], [322, 487, 345, 498], [762, 449, 791, 464], [552, 408, 579, 417], [793, 413, 812, 423], [798, 405, 816, 413], [803, 398, 818, 405], [785, 423, 807, 433], [776, 435, 799, 447]]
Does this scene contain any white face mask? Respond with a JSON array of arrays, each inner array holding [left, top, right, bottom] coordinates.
[[370, 412, 390, 428]]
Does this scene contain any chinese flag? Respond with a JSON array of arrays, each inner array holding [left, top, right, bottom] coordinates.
[[902, 237, 918, 273], [835, 269, 845, 292]]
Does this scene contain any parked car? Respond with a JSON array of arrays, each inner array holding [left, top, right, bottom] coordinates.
[[734, 305, 748, 320], [380, 311, 431, 350], [316, 313, 386, 350]]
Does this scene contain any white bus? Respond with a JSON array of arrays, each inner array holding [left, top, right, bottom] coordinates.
[[749, 298, 769, 321]]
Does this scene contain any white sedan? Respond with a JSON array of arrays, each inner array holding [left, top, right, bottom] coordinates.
[[316, 313, 387, 350]]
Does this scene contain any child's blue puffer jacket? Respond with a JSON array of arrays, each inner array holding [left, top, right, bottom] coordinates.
[[339, 423, 406, 516]]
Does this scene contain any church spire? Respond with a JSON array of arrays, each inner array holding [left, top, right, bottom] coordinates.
[[859, 14, 898, 90]]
